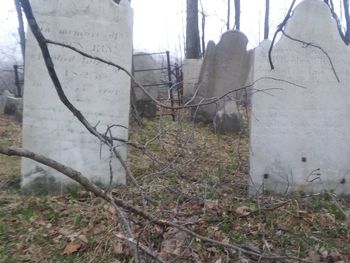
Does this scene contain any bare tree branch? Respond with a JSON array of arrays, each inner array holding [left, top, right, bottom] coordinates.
[[114, 233, 168, 263], [0, 146, 309, 262], [268, 0, 297, 70], [281, 30, 340, 82], [325, 0, 348, 45], [264, 0, 270, 40], [14, 0, 26, 61]]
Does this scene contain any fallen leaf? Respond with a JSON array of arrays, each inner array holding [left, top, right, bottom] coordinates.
[[67, 232, 80, 241], [113, 241, 124, 255], [235, 206, 252, 216], [327, 250, 342, 262], [307, 250, 321, 263], [58, 228, 71, 236], [318, 246, 328, 258], [61, 241, 81, 255], [204, 200, 219, 210], [78, 234, 88, 243], [161, 227, 188, 256]]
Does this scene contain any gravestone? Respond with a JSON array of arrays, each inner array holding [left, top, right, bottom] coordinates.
[[193, 31, 249, 131], [4, 96, 23, 122], [242, 49, 255, 106], [0, 90, 13, 110], [213, 30, 249, 102], [132, 53, 160, 117], [22, 0, 133, 192], [250, 0, 350, 195], [182, 58, 202, 99], [214, 100, 242, 134], [191, 41, 216, 123]]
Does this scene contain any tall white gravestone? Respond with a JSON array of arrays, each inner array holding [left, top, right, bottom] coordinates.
[[22, 0, 133, 192], [250, 0, 350, 195]]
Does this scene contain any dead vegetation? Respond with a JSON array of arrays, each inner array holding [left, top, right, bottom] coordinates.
[[0, 113, 349, 262]]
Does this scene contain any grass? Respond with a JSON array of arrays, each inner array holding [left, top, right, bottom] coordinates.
[[0, 114, 21, 188], [0, 112, 349, 262]]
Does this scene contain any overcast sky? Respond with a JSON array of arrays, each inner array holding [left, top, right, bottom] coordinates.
[[132, 0, 304, 56], [0, 0, 322, 63]]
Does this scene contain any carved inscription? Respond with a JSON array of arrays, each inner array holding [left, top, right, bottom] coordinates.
[[22, 0, 133, 189], [250, 0, 350, 195]]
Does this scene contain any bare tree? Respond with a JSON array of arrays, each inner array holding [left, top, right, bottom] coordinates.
[[227, 0, 231, 30], [14, 0, 26, 62], [199, 0, 206, 55], [234, 0, 240, 30], [264, 0, 270, 39], [324, 0, 348, 44], [186, 0, 201, 58], [344, 0, 350, 44]]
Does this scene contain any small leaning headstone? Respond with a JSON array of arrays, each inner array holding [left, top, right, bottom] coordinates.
[[192, 31, 249, 132]]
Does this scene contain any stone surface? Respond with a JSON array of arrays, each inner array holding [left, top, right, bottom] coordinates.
[[4, 96, 23, 122], [189, 41, 216, 123], [250, 0, 350, 195], [214, 100, 242, 134], [132, 52, 161, 117], [213, 30, 249, 102], [135, 100, 157, 118], [0, 90, 13, 110], [133, 52, 161, 101], [197, 41, 216, 98], [22, 0, 133, 192], [192, 32, 248, 131], [182, 58, 202, 99], [242, 49, 256, 106]]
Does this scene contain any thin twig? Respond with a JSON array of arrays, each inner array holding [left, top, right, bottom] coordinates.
[[0, 146, 309, 262], [45, 40, 306, 109], [268, 0, 297, 70], [114, 233, 168, 263], [281, 30, 340, 82]]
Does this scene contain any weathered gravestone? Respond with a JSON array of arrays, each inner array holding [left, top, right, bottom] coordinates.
[[22, 0, 133, 192], [0, 90, 13, 110], [132, 52, 161, 117], [182, 58, 202, 99], [213, 31, 249, 103], [191, 41, 216, 123], [4, 96, 23, 122], [250, 0, 350, 195], [193, 31, 249, 133]]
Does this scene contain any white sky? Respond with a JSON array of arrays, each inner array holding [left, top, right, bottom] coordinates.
[[132, 0, 304, 56], [1, 0, 329, 63]]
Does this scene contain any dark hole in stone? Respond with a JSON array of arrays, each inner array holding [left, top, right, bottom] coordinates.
[[340, 178, 346, 184], [263, 173, 269, 179], [302, 157, 307, 162]]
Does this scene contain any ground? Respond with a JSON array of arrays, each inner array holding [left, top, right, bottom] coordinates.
[[0, 112, 349, 262]]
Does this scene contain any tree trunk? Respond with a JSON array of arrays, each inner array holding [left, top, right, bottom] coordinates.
[[227, 0, 231, 30], [234, 0, 240, 30], [264, 0, 270, 39], [14, 0, 26, 62], [344, 0, 350, 44], [186, 0, 201, 59], [199, 0, 206, 56], [201, 11, 206, 55]]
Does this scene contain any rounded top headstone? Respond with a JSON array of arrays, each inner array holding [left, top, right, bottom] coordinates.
[[218, 30, 248, 48], [284, 0, 344, 47]]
